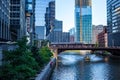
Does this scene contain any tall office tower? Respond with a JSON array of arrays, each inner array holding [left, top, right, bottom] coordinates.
[[26, 0, 36, 45], [62, 32, 70, 42], [35, 0, 54, 39], [0, 0, 11, 41], [107, 0, 120, 46], [35, 26, 45, 40], [29, 0, 36, 38], [69, 28, 75, 42], [45, 1, 55, 37], [54, 20, 62, 32], [47, 20, 63, 42], [75, 0, 92, 44], [10, 0, 26, 41]]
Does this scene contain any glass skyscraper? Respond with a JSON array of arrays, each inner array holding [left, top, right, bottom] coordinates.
[[0, 0, 11, 41], [35, 0, 55, 39], [75, 0, 92, 44], [10, 0, 26, 41], [45, 1, 55, 36], [35, 0, 55, 26], [107, 0, 120, 46]]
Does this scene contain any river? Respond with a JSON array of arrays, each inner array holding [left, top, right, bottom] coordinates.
[[50, 52, 120, 80]]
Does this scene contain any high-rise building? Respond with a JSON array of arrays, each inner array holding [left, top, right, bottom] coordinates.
[[10, 0, 35, 41], [0, 0, 11, 41], [75, 0, 92, 44], [10, 0, 26, 41], [69, 28, 75, 42], [92, 25, 104, 44], [47, 20, 63, 42], [35, 0, 55, 39], [62, 32, 70, 42], [26, 0, 36, 45], [107, 0, 120, 46], [35, 26, 45, 40], [35, 0, 54, 26], [97, 27, 108, 47], [45, 1, 55, 37], [54, 20, 62, 32]]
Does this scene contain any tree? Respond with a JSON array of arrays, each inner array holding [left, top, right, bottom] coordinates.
[[1, 37, 39, 80], [41, 40, 50, 47], [39, 46, 52, 64]]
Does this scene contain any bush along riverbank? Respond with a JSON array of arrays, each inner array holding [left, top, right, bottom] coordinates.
[[0, 37, 53, 80]]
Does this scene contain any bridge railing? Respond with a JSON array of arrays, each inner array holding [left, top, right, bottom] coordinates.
[[50, 44, 120, 49]]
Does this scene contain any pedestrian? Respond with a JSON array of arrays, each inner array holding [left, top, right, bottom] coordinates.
[[50, 61, 53, 67]]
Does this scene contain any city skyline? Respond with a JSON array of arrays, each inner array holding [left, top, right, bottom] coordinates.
[[56, 0, 107, 32]]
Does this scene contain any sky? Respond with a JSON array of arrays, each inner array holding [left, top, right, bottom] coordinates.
[[56, 0, 107, 32]]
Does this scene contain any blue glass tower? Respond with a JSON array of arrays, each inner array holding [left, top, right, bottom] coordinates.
[[75, 0, 92, 44]]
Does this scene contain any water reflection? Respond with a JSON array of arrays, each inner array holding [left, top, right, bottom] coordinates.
[[50, 52, 120, 80]]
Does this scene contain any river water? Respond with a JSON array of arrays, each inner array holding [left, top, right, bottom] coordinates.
[[50, 52, 120, 80]]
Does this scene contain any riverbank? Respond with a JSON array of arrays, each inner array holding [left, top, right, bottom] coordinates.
[[35, 58, 56, 80], [94, 51, 120, 60]]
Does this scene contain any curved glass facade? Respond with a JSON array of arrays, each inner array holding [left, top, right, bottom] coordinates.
[[75, 0, 92, 44]]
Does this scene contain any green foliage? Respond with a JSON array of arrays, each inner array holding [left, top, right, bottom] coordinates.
[[31, 46, 43, 67], [31, 46, 52, 67], [0, 37, 39, 80], [95, 41, 99, 48], [41, 40, 49, 47], [0, 37, 53, 80], [39, 46, 52, 64]]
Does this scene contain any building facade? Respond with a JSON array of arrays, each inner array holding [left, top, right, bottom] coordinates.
[[54, 20, 62, 32], [47, 20, 70, 43], [47, 20, 63, 42], [35, 0, 55, 39], [10, 0, 26, 41], [45, 1, 55, 37], [35, 26, 45, 40], [75, 0, 92, 44], [62, 32, 70, 42], [92, 25, 104, 44], [0, 0, 11, 41], [107, 0, 120, 46], [26, 0, 36, 45], [69, 28, 75, 42], [35, 0, 54, 26], [97, 27, 108, 47]]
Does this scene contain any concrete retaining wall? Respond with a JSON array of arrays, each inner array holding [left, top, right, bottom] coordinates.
[[35, 58, 56, 80]]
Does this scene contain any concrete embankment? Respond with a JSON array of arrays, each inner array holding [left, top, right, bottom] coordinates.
[[35, 58, 56, 80]]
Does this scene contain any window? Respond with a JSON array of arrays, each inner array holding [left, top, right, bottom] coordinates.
[[27, 0, 32, 3]]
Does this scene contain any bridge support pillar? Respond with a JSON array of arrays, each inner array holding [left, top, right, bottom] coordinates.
[[53, 49, 58, 59]]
